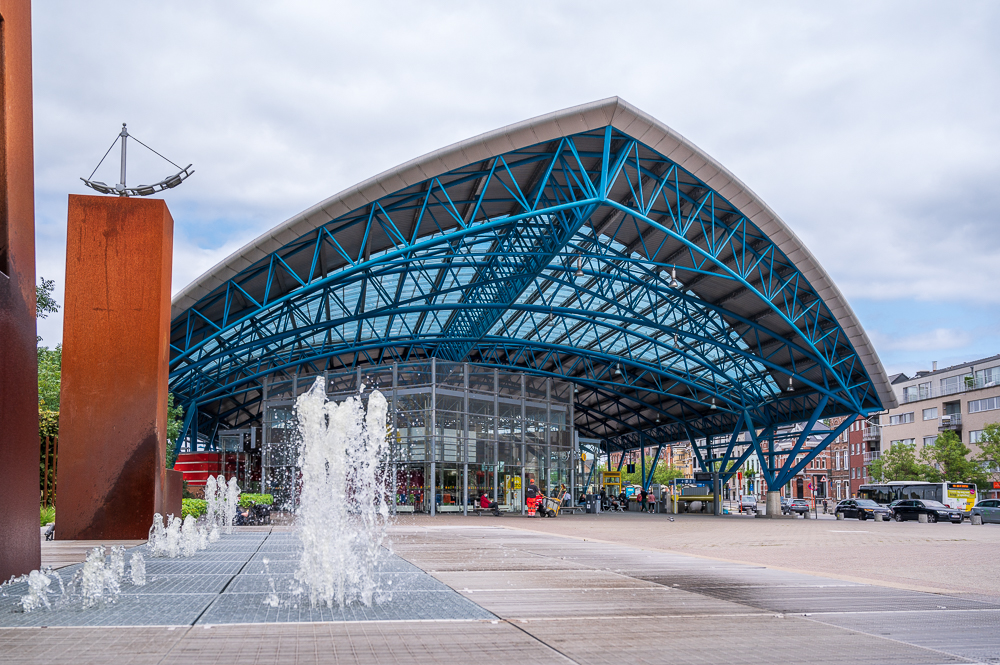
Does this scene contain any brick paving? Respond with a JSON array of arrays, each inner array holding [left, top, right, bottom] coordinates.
[[1, 519, 998, 663], [398, 510, 1000, 598]]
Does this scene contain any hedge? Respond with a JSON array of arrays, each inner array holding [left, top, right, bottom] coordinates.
[[239, 493, 273, 507], [40, 505, 55, 526], [181, 498, 207, 519]]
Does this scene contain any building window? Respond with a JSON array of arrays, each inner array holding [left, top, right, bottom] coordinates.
[[975, 368, 999, 388], [889, 412, 914, 425], [941, 374, 972, 395], [892, 438, 916, 448], [970, 430, 984, 444], [922, 407, 938, 420], [923, 435, 936, 448], [969, 397, 1000, 414]]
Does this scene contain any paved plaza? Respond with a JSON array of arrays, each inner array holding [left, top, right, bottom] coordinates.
[[2, 514, 1000, 664]]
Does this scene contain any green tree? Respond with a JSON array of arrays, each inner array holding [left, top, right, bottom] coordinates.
[[36, 277, 58, 319], [37, 344, 62, 409], [166, 393, 185, 468], [920, 430, 989, 487], [974, 423, 1000, 483], [867, 441, 927, 482], [619, 457, 684, 487]]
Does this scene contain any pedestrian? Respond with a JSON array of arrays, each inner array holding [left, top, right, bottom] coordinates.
[[640, 487, 648, 512], [822, 499, 828, 514]]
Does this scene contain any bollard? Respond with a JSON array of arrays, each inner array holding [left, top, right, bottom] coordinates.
[[972, 514, 983, 525], [836, 512, 844, 520], [875, 513, 884, 522], [918, 513, 928, 523]]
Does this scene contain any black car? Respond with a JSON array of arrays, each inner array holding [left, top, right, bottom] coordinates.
[[891, 499, 963, 523], [835, 499, 892, 521]]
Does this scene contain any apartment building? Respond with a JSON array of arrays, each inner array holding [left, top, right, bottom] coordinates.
[[881, 354, 1000, 472]]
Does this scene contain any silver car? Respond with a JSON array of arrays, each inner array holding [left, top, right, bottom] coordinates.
[[971, 499, 1000, 524]]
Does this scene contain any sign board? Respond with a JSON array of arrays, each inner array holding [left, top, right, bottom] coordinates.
[[693, 472, 713, 482]]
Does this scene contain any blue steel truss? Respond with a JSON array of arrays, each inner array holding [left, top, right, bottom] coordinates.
[[168, 125, 885, 491]]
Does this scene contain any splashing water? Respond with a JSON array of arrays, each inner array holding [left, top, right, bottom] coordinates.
[[198, 527, 208, 550], [209, 524, 220, 542], [205, 475, 219, 527], [106, 545, 126, 596], [19, 570, 52, 612], [163, 515, 182, 558], [181, 515, 200, 557], [225, 477, 240, 534], [148, 513, 168, 557], [130, 552, 146, 586], [294, 378, 392, 608], [81, 547, 107, 608]]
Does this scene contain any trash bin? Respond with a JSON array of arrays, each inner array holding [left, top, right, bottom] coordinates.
[[586, 499, 594, 514]]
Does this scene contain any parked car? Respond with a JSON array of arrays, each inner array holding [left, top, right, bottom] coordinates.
[[780, 497, 792, 515], [835, 498, 891, 521], [739, 495, 758, 514], [891, 499, 963, 523], [789, 499, 811, 515], [970, 499, 1000, 524]]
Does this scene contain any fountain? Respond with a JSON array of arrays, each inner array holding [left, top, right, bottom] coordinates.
[[4, 376, 395, 615], [294, 378, 392, 607]]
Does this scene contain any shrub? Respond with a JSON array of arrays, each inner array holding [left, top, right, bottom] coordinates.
[[40, 505, 55, 526], [181, 498, 207, 519], [239, 493, 273, 508]]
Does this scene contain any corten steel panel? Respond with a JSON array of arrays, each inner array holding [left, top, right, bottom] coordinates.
[[0, 0, 39, 581], [163, 469, 183, 522], [57, 195, 174, 540]]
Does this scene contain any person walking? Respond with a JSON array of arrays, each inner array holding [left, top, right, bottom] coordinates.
[[639, 487, 648, 512]]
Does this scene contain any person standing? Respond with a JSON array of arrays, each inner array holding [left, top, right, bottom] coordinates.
[[640, 487, 648, 512]]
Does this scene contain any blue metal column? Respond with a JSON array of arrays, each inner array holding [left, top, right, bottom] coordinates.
[[463, 362, 469, 517], [430, 357, 436, 517]]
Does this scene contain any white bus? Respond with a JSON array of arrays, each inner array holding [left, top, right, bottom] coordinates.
[[859, 481, 977, 515]]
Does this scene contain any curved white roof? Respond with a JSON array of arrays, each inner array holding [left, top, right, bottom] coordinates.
[[172, 97, 894, 409]]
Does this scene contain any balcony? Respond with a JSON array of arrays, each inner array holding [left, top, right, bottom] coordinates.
[[938, 414, 962, 432], [862, 426, 880, 443], [863, 451, 881, 463], [901, 377, 1000, 403]]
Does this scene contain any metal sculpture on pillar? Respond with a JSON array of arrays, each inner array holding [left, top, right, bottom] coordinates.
[[56, 127, 192, 540]]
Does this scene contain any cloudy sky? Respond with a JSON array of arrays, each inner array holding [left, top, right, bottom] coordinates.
[[31, 1, 1000, 377]]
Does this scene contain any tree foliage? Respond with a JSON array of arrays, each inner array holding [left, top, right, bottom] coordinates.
[[166, 393, 185, 468], [619, 457, 684, 487], [867, 441, 927, 483], [920, 430, 989, 487], [36, 277, 58, 319], [37, 344, 62, 409], [975, 423, 1000, 480]]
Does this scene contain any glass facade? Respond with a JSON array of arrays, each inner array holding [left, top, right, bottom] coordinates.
[[259, 360, 576, 515]]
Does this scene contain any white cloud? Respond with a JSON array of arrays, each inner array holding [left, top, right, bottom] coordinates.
[[29, 1, 1000, 351], [869, 328, 973, 353]]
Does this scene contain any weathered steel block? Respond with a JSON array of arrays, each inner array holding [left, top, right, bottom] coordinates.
[[163, 469, 184, 521], [0, 0, 40, 581], [56, 195, 173, 540]]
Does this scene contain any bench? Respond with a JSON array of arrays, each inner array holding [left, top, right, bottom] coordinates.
[[437, 505, 462, 513], [394, 505, 415, 514], [560, 505, 584, 514]]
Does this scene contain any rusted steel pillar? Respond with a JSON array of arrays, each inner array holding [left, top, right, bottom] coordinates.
[[0, 0, 39, 581], [57, 195, 174, 540]]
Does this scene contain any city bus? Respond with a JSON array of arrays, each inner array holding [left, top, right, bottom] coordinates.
[[859, 481, 977, 515]]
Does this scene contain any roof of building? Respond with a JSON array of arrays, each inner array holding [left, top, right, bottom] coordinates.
[[167, 97, 894, 461], [890, 353, 1000, 384]]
